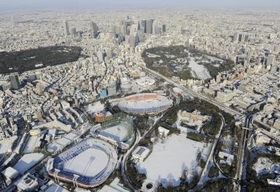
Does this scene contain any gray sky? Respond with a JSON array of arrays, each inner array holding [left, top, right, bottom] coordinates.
[[1, 0, 280, 10]]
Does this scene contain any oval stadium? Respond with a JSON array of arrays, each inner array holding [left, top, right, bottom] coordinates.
[[118, 93, 173, 114], [46, 138, 117, 188]]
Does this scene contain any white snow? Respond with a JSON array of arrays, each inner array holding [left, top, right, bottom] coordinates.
[[136, 134, 207, 187], [205, 55, 223, 62], [0, 136, 17, 155], [63, 148, 109, 177], [98, 124, 131, 143], [188, 58, 211, 80], [13, 153, 44, 174], [85, 101, 104, 115], [23, 136, 41, 153], [146, 53, 160, 58]]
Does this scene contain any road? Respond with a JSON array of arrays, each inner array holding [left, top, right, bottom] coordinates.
[[120, 128, 141, 192], [195, 113, 225, 190], [141, 66, 241, 116]]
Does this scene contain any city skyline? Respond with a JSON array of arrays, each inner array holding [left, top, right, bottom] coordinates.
[[1, 0, 280, 10]]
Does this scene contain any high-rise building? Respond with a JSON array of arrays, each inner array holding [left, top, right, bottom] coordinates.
[[140, 20, 146, 33], [129, 35, 136, 48], [162, 24, 167, 33], [233, 33, 239, 42], [10, 74, 21, 90], [146, 19, 154, 34], [90, 22, 99, 38], [70, 28, 76, 37], [152, 20, 159, 34], [64, 21, 70, 36], [266, 55, 275, 65]]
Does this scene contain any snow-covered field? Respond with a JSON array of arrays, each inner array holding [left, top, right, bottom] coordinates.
[[189, 58, 211, 80], [136, 134, 208, 187], [99, 123, 131, 143], [63, 148, 108, 177]]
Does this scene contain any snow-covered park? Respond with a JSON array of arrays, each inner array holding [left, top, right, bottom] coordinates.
[[136, 134, 210, 187]]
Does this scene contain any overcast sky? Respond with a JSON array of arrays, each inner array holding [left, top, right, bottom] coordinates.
[[1, 0, 280, 10]]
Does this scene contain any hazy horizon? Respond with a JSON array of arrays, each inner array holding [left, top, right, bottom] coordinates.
[[1, 0, 280, 11]]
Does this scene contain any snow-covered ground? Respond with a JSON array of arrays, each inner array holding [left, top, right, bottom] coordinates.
[[146, 53, 160, 58], [98, 123, 132, 143], [205, 55, 223, 62], [63, 148, 108, 177], [136, 134, 209, 187], [85, 101, 104, 115], [188, 58, 211, 80]]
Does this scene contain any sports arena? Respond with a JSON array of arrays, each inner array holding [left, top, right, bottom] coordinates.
[[118, 93, 173, 114], [47, 138, 117, 188], [91, 115, 135, 150]]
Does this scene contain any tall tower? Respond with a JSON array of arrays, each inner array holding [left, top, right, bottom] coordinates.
[[90, 22, 99, 38], [152, 20, 159, 34], [162, 24, 166, 33], [64, 21, 70, 36], [10, 74, 21, 90], [140, 20, 146, 33], [146, 19, 154, 34]]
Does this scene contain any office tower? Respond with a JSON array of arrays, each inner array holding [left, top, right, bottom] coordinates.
[[70, 28, 76, 37], [152, 20, 158, 34], [146, 19, 154, 34], [111, 26, 116, 37], [140, 20, 146, 33], [129, 34, 138, 48], [162, 24, 167, 33], [64, 21, 70, 36], [120, 24, 127, 37], [244, 34, 249, 42], [238, 33, 245, 42], [90, 22, 99, 38], [266, 55, 275, 65], [138, 30, 145, 42], [10, 74, 21, 90], [233, 33, 239, 42]]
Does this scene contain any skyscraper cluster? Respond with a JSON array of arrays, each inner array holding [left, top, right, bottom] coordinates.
[[64, 20, 99, 38], [112, 16, 166, 48]]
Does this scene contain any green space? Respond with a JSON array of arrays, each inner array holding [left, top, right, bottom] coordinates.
[[0, 46, 82, 74], [142, 45, 234, 80], [158, 98, 222, 137], [246, 153, 280, 191]]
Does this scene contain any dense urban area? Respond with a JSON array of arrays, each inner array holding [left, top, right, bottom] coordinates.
[[0, 7, 280, 192]]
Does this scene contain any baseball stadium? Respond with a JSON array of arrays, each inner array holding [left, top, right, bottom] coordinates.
[[46, 138, 118, 188], [118, 93, 173, 114]]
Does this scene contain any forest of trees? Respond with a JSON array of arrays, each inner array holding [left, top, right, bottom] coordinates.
[[0, 46, 82, 74]]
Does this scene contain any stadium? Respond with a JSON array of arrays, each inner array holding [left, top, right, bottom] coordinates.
[[118, 93, 173, 114], [91, 115, 135, 150], [46, 138, 117, 188]]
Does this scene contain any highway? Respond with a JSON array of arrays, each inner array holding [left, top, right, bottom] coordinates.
[[195, 113, 225, 189], [141, 66, 241, 116], [120, 128, 141, 192]]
